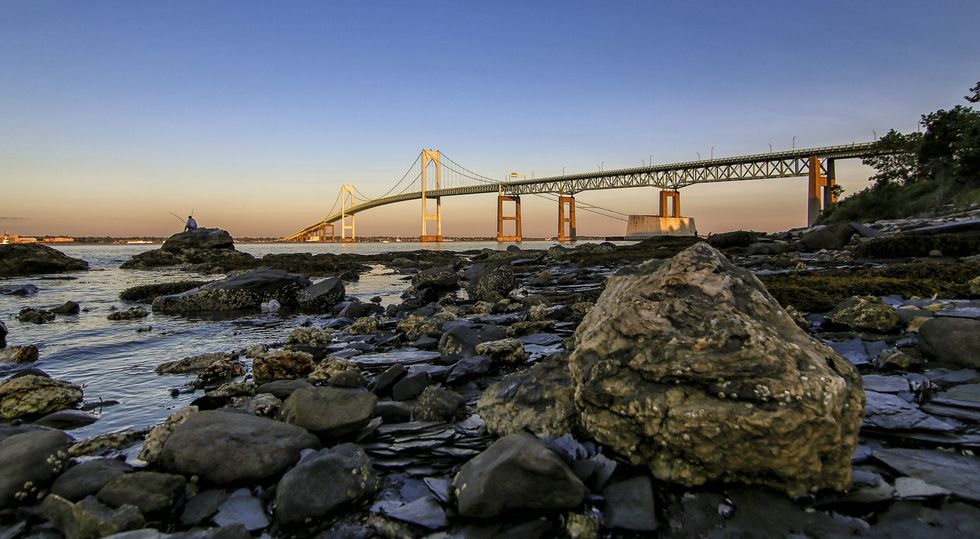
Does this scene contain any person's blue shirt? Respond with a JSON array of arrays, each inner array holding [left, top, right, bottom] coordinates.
[[185, 216, 198, 231]]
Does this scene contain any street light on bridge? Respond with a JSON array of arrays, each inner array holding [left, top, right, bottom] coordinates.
[[792, 136, 797, 149], [710, 146, 715, 159]]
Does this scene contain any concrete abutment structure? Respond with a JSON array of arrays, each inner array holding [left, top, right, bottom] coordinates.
[[807, 155, 837, 226]]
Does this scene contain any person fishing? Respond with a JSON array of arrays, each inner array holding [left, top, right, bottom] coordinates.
[[184, 215, 198, 232]]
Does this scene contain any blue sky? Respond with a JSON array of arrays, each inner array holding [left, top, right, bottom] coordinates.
[[2, 1, 978, 237]]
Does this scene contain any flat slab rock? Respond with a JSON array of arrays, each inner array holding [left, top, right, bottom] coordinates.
[[864, 391, 957, 432], [874, 447, 980, 502]]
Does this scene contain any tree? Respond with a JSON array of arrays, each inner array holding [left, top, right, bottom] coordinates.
[[862, 130, 922, 187], [967, 80, 980, 104]]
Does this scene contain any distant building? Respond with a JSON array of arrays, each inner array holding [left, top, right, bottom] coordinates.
[[42, 236, 75, 243], [2, 234, 39, 244]]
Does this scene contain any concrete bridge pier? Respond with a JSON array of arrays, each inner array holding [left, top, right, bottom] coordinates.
[[496, 195, 522, 242], [807, 156, 837, 226], [420, 149, 444, 242], [558, 195, 576, 242], [659, 189, 681, 217], [341, 185, 357, 242]]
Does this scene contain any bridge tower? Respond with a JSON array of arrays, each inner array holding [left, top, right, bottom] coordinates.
[[421, 149, 443, 242], [807, 156, 837, 226], [496, 189, 522, 242], [558, 195, 576, 242], [659, 190, 681, 217], [340, 185, 356, 242]]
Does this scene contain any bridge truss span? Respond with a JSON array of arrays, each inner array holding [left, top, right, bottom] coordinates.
[[281, 141, 887, 242]]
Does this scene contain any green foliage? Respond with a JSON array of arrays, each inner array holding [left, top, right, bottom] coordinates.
[[822, 81, 980, 223]]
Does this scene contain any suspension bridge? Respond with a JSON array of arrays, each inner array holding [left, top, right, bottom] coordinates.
[[280, 142, 884, 243]]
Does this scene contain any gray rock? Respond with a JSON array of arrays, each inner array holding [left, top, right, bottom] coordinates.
[[384, 495, 448, 530], [0, 319, 6, 348], [391, 372, 433, 401], [18, 307, 55, 324], [372, 363, 407, 394], [213, 490, 269, 532], [864, 391, 956, 432], [918, 317, 980, 368], [155, 352, 234, 375], [861, 375, 910, 394], [161, 228, 235, 252], [51, 301, 81, 315], [871, 501, 980, 538], [454, 432, 585, 518], [415, 386, 465, 422], [251, 351, 314, 385], [97, 471, 186, 515], [0, 429, 71, 507], [255, 379, 311, 400], [827, 296, 899, 333], [279, 386, 377, 438], [706, 230, 762, 249], [466, 264, 516, 302], [180, 489, 228, 526], [275, 443, 379, 526], [40, 494, 145, 539], [874, 447, 980, 502], [51, 459, 133, 502], [34, 409, 99, 430], [411, 266, 460, 294], [602, 476, 658, 532], [374, 400, 413, 423], [446, 355, 492, 384], [438, 325, 481, 361], [160, 410, 319, 485], [475, 338, 525, 364], [0, 244, 89, 277], [477, 356, 579, 438], [0, 373, 83, 419], [800, 222, 854, 251], [296, 277, 346, 313], [152, 269, 311, 313], [849, 222, 883, 238], [2, 283, 39, 296], [570, 243, 865, 496]]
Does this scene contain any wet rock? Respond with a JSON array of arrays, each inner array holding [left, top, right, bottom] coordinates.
[[374, 401, 413, 423], [275, 443, 379, 526], [160, 409, 320, 485], [373, 364, 407, 394], [875, 347, 922, 370], [0, 429, 71, 507], [477, 356, 579, 438], [51, 459, 133, 502], [570, 243, 865, 496], [193, 359, 245, 388], [107, 307, 149, 321], [139, 406, 198, 463], [97, 471, 186, 515], [119, 280, 208, 303], [454, 432, 585, 518], [155, 352, 234, 375], [40, 494, 145, 539], [233, 393, 281, 417], [506, 320, 555, 337], [163, 227, 235, 252], [18, 307, 55, 324], [826, 295, 899, 332], [475, 338, 525, 364], [34, 409, 99, 429], [918, 317, 980, 368], [411, 266, 460, 296], [874, 447, 980, 502], [51, 301, 81, 315], [466, 264, 516, 302], [251, 351, 314, 385], [801, 222, 854, 251], [0, 344, 39, 363], [280, 386, 377, 438], [0, 319, 5, 348], [706, 230, 762, 250], [398, 311, 457, 341], [601, 476, 658, 532], [213, 490, 269, 532], [871, 501, 980, 537], [391, 372, 433, 401], [415, 386, 465, 422], [328, 368, 368, 388], [855, 230, 980, 259], [0, 374, 83, 419], [152, 269, 311, 313], [2, 283, 39, 296], [862, 374, 910, 393], [296, 277, 346, 313], [286, 326, 334, 347], [0, 243, 89, 277]]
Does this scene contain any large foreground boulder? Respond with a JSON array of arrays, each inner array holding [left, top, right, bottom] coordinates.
[[160, 410, 320, 485], [569, 243, 865, 496], [0, 244, 89, 277], [152, 269, 311, 313], [161, 227, 235, 252], [453, 433, 585, 518]]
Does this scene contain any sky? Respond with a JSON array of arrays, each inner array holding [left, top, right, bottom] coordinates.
[[1, 1, 979, 238]]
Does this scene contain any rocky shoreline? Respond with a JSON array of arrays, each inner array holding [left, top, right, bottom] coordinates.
[[1, 217, 979, 538]]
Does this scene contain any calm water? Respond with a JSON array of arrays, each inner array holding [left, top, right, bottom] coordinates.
[[0, 241, 574, 439]]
